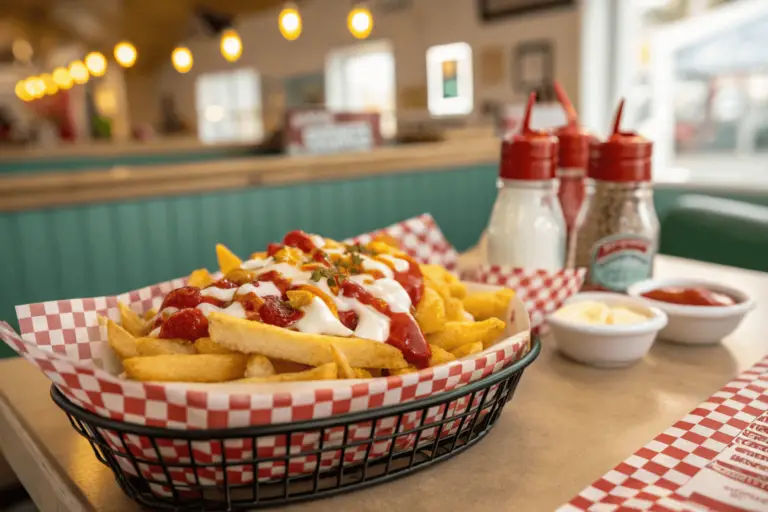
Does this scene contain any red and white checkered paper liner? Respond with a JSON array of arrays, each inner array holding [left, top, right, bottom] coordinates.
[[0, 214, 531, 494], [559, 354, 768, 511], [461, 265, 587, 329]]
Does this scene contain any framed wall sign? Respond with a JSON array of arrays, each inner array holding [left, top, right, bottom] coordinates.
[[478, 0, 575, 22], [512, 39, 555, 101]]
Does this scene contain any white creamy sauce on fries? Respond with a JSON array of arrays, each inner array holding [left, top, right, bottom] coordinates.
[[237, 248, 413, 343], [152, 237, 416, 343]]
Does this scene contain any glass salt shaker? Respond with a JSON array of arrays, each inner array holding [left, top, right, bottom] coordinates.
[[572, 100, 660, 292], [487, 92, 566, 271]]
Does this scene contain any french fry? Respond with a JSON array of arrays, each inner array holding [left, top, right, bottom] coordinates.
[[194, 337, 236, 355], [187, 268, 215, 288], [353, 368, 373, 379], [424, 275, 451, 301], [330, 345, 356, 379], [428, 345, 456, 366], [208, 312, 408, 369], [216, 243, 242, 274], [462, 289, 515, 322], [245, 355, 276, 378], [144, 308, 157, 321], [414, 286, 446, 334], [118, 302, 148, 337], [445, 297, 470, 322], [231, 363, 338, 384], [272, 359, 312, 374], [123, 354, 248, 382], [451, 341, 483, 359], [105, 317, 139, 359], [136, 337, 197, 356], [426, 318, 506, 351], [390, 366, 417, 376]]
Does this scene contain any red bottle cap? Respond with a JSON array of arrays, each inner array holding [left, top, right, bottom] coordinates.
[[500, 92, 558, 180], [589, 99, 653, 182], [552, 81, 593, 169]]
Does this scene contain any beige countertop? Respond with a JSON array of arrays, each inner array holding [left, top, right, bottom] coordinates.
[[0, 255, 767, 511]]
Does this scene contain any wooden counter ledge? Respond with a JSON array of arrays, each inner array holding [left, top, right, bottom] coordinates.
[[0, 139, 499, 212]]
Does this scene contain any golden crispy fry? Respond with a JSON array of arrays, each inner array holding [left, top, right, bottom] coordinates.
[[451, 341, 483, 359], [426, 318, 506, 351], [245, 355, 276, 378], [118, 302, 148, 337], [194, 337, 236, 355], [353, 368, 373, 379], [144, 308, 157, 321], [428, 345, 456, 366], [448, 282, 467, 299], [216, 243, 242, 274], [390, 366, 417, 376], [372, 234, 401, 249], [462, 289, 515, 322], [231, 363, 338, 384], [208, 312, 408, 369], [136, 337, 197, 356], [424, 275, 451, 301], [287, 289, 314, 309], [187, 268, 215, 288], [445, 297, 470, 322], [250, 251, 267, 260], [414, 286, 446, 334], [272, 359, 312, 374], [123, 354, 248, 383], [330, 345, 356, 379], [105, 317, 139, 359]]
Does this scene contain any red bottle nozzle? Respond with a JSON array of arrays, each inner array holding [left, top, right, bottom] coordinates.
[[499, 91, 558, 181], [589, 98, 653, 182], [611, 98, 626, 136], [553, 80, 592, 169], [520, 91, 536, 135], [554, 81, 578, 127]]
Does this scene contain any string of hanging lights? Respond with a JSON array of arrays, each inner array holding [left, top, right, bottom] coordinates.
[[16, 4, 375, 101]]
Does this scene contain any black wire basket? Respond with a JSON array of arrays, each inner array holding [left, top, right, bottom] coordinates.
[[52, 337, 540, 511]]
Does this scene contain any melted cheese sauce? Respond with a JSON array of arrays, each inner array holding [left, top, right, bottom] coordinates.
[[236, 245, 413, 342], [155, 237, 417, 342]]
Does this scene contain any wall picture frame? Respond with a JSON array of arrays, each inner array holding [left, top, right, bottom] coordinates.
[[478, 0, 575, 22]]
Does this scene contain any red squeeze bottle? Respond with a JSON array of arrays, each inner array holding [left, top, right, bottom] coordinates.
[[552, 82, 593, 248]]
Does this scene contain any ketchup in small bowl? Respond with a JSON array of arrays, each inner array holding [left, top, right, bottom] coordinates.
[[640, 287, 736, 307], [628, 279, 754, 345]]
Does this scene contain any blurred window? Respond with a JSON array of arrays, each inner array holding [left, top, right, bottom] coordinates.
[[596, 0, 768, 180], [195, 68, 263, 144], [326, 41, 397, 138], [426, 42, 474, 117]]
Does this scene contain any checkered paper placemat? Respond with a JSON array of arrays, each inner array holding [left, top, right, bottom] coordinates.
[[461, 265, 587, 329], [0, 214, 532, 491], [559, 354, 768, 511]]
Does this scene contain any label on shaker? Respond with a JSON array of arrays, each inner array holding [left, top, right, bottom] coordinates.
[[587, 234, 653, 292]]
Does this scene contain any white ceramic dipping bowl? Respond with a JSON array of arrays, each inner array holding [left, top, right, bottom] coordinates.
[[547, 292, 668, 368], [627, 278, 755, 345]]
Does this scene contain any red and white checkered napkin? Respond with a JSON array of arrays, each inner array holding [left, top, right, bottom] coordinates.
[[559, 354, 768, 511], [462, 265, 586, 329], [0, 213, 529, 494]]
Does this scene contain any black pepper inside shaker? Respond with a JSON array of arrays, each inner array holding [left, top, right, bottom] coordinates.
[[572, 100, 660, 292]]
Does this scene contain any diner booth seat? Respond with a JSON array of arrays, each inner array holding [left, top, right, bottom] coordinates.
[[659, 194, 768, 272]]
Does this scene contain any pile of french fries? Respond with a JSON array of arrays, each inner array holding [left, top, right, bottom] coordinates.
[[103, 236, 516, 385]]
